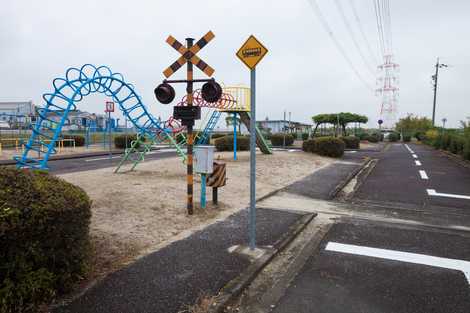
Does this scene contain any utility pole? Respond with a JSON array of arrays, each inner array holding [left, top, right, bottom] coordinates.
[[432, 57, 448, 126]]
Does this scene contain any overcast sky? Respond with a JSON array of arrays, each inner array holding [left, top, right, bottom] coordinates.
[[1, 0, 469, 128]]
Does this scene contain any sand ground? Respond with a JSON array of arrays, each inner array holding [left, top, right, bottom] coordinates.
[[58, 150, 334, 278]]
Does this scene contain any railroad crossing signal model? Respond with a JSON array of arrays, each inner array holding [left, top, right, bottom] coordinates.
[[155, 31, 222, 215], [163, 31, 216, 78]]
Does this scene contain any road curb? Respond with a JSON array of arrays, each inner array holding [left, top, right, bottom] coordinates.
[[207, 212, 316, 313], [439, 149, 470, 170], [328, 157, 371, 200], [342, 158, 378, 201]]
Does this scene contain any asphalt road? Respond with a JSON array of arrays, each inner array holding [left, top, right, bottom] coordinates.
[[254, 143, 470, 313], [273, 220, 470, 313], [355, 143, 470, 212], [47, 149, 179, 174]]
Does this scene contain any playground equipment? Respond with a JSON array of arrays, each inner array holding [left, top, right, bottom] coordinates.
[[220, 86, 272, 155], [15, 64, 185, 170], [14, 65, 272, 171]]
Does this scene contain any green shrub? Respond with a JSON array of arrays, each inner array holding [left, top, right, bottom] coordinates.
[[0, 168, 92, 312], [367, 135, 379, 143], [301, 133, 309, 141], [415, 131, 426, 141], [214, 135, 250, 151], [302, 139, 316, 153], [314, 136, 345, 158], [433, 135, 442, 149], [56, 135, 85, 147], [463, 136, 470, 160], [402, 134, 412, 142], [441, 133, 452, 150], [388, 132, 399, 142], [114, 134, 138, 149], [341, 136, 360, 149], [359, 132, 369, 141], [449, 135, 465, 155], [270, 133, 294, 146]]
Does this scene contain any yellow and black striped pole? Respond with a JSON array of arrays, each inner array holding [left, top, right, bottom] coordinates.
[[186, 37, 194, 215]]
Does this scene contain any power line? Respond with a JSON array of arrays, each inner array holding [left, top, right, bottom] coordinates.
[[333, 0, 376, 75], [306, 0, 374, 91], [374, 0, 386, 56], [348, 0, 379, 64]]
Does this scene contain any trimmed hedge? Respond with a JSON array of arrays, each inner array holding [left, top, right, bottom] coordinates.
[[114, 134, 138, 149], [302, 139, 316, 153], [315, 137, 345, 157], [0, 168, 92, 312], [341, 136, 360, 149], [359, 132, 369, 141], [367, 135, 379, 143], [301, 133, 309, 141], [214, 135, 250, 151], [388, 132, 399, 142], [270, 133, 294, 146], [303, 137, 344, 158]]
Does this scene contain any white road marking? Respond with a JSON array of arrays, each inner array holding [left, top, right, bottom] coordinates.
[[85, 156, 121, 162], [346, 151, 357, 154], [404, 144, 415, 154], [427, 189, 470, 200], [415, 160, 422, 166], [419, 170, 429, 180], [325, 241, 470, 284], [412, 154, 418, 159]]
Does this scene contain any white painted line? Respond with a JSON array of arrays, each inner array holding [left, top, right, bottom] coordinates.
[[415, 160, 422, 166], [404, 144, 415, 154], [427, 189, 470, 200], [346, 151, 357, 154], [325, 241, 470, 284], [85, 156, 121, 162], [412, 154, 418, 159], [419, 170, 429, 180]]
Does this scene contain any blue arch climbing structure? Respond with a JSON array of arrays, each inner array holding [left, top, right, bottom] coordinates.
[[15, 64, 181, 170]]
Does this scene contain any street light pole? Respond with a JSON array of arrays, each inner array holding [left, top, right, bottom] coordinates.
[[432, 57, 448, 126]]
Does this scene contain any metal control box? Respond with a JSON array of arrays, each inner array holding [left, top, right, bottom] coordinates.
[[194, 145, 215, 174]]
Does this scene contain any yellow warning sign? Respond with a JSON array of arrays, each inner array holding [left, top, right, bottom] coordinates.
[[236, 35, 268, 70]]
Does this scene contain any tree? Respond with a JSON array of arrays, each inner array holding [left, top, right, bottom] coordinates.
[[395, 114, 432, 135], [312, 113, 368, 137]]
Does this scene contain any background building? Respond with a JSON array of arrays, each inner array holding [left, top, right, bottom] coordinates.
[[0, 101, 35, 128], [257, 118, 312, 134]]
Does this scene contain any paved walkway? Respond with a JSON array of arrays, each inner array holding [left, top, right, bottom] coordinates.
[[53, 208, 306, 313]]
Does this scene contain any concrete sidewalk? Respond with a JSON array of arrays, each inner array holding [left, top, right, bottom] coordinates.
[[53, 208, 308, 313]]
